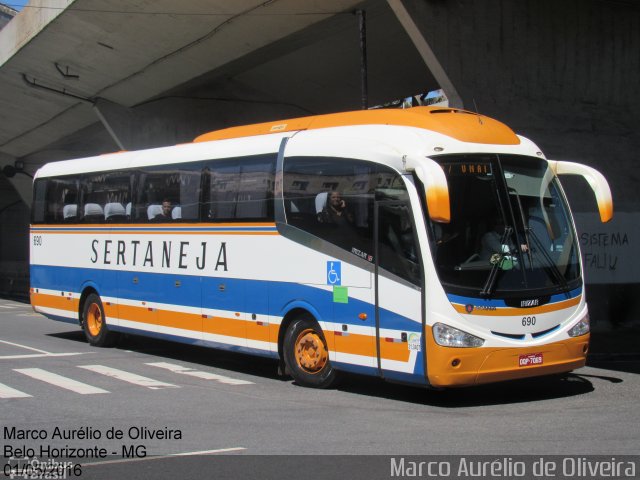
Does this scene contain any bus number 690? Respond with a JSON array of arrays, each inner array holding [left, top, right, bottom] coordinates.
[[522, 316, 536, 326]]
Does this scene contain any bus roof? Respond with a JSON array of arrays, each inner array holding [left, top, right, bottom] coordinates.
[[193, 106, 520, 146]]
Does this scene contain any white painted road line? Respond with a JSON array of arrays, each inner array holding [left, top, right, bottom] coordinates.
[[0, 352, 86, 360], [170, 447, 247, 456], [0, 305, 16, 309], [14, 368, 109, 395], [82, 447, 247, 467], [146, 362, 254, 385], [78, 365, 178, 389], [0, 339, 51, 354], [0, 382, 32, 399]]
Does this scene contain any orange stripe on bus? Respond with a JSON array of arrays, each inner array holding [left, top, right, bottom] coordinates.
[[325, 330, 410, 362], [193, 107, 520, 146], [452, 295, 581, 316], [31, 292, 79, 313], [32, 293, 410, 362]]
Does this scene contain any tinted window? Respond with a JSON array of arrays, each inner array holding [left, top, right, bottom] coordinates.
[[33, 177, 79, 224], [80, 171, 131, 223], [134, 165, 201, 222], [32, 179, 47, 224], [203, 155, 275, 222], [429, 154, 580, 294], [283, 156, 420, 284]]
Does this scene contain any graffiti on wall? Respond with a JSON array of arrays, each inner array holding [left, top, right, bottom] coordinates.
[[573, 212, 639, 284]]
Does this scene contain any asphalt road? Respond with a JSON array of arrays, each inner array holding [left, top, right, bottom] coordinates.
[[1, 298, 638, 479]]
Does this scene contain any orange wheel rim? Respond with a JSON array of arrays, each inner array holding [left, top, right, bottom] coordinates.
[[294, 328, 328, 374], [87, 303, 102, 337]]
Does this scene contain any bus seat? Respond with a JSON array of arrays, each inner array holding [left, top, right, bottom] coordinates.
[[529, 216, 553, 251], [125, 202, 132, 218], [315, 192, 328, 213], [63, 204, 77, 221], [147, 204, 162, 220], [171, 206, 182, 219], [84, 203, 104, 223], [104, 202, 126, 222]]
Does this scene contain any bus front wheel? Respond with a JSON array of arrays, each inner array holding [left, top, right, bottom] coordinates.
[[283, 316, 337, 388], [82, 293, 118, 347]]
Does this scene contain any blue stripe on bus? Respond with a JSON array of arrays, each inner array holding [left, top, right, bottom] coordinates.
[[30, 264, 420, 331], [446, 286, 582, 307]]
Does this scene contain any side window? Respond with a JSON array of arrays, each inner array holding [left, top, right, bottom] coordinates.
[[79, 172, 131, 223], [204, 155, 275, 222], [32, 179, 47, 224], [134, 165, 201, 223], [36, 177, 79, 224], [283, 156, 420, 284], [377, 203, 421, 285]]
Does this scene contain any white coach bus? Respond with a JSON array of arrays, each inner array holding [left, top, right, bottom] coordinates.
[[30, 107, 612, 388]]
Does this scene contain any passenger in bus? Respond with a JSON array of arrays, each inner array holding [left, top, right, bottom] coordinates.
[[317, 191, 355, 227], [153, 199, 174, 222]]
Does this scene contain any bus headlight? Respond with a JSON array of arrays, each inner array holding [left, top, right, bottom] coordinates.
[[433, 322, 485, 348], [568, 313, 590, 337]]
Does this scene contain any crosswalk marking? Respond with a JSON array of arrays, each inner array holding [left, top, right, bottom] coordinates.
[[0, 382, 32, 399], [4, 362, 253, 399], [78, 365, 178, 389], [14, 368, 109, 395], [146, 362, 254, 385]]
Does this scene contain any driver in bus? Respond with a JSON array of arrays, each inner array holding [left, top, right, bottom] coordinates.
[[480, 217, 528, 261]]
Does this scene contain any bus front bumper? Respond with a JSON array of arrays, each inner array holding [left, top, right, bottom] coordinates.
[[426, 330, 590, 388]]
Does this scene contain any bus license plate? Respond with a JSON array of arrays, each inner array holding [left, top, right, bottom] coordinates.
[[519, 353, 543, 367]]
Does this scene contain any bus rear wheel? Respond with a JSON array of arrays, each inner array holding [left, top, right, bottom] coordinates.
[[283, 316, 337, 388], [82, 293, 118, 347]]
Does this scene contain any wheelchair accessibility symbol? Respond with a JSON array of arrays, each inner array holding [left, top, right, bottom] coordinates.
[[327, 261, 341, 285]]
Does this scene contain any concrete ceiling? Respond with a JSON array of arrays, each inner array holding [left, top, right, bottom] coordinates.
[[0, 0, 369, 158], [0, 0, 438, 170]]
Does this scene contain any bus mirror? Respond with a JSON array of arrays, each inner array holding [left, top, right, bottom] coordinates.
[[413, 159, 450, 223], [549, 160, 613, 223]]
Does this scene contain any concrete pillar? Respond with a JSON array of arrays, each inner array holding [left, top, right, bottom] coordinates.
[[387, 0, 464, 109], [92, 98, 139, 151], [0, 151, 32, 207]]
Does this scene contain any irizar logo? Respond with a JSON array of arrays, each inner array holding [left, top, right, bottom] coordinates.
[[521, 299, 539, 307]]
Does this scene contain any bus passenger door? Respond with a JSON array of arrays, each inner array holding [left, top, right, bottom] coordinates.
[[374, 201, 426, 384], [330, 264, 377, 373]]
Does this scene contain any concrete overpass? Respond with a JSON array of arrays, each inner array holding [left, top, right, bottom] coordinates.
[[0, 0, 638, 338]]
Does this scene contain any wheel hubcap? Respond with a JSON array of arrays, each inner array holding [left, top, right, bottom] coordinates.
[[86, 303, 102, 337], [295, 329, 328, 374]]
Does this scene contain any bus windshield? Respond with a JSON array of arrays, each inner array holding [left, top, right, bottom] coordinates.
[[427, 154, 580, 296]]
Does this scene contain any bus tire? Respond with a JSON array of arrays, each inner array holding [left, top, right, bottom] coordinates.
[[82, 293, 118, 347], [283, 316, 337, 389]]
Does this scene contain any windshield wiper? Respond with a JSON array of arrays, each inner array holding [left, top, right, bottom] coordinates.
[[509, 187, 533, 270], [526, 227, 569, 292], [480, 226, 512, 297]]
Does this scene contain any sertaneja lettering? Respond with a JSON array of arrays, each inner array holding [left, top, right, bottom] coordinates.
[[90, 240, 225, 272]]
